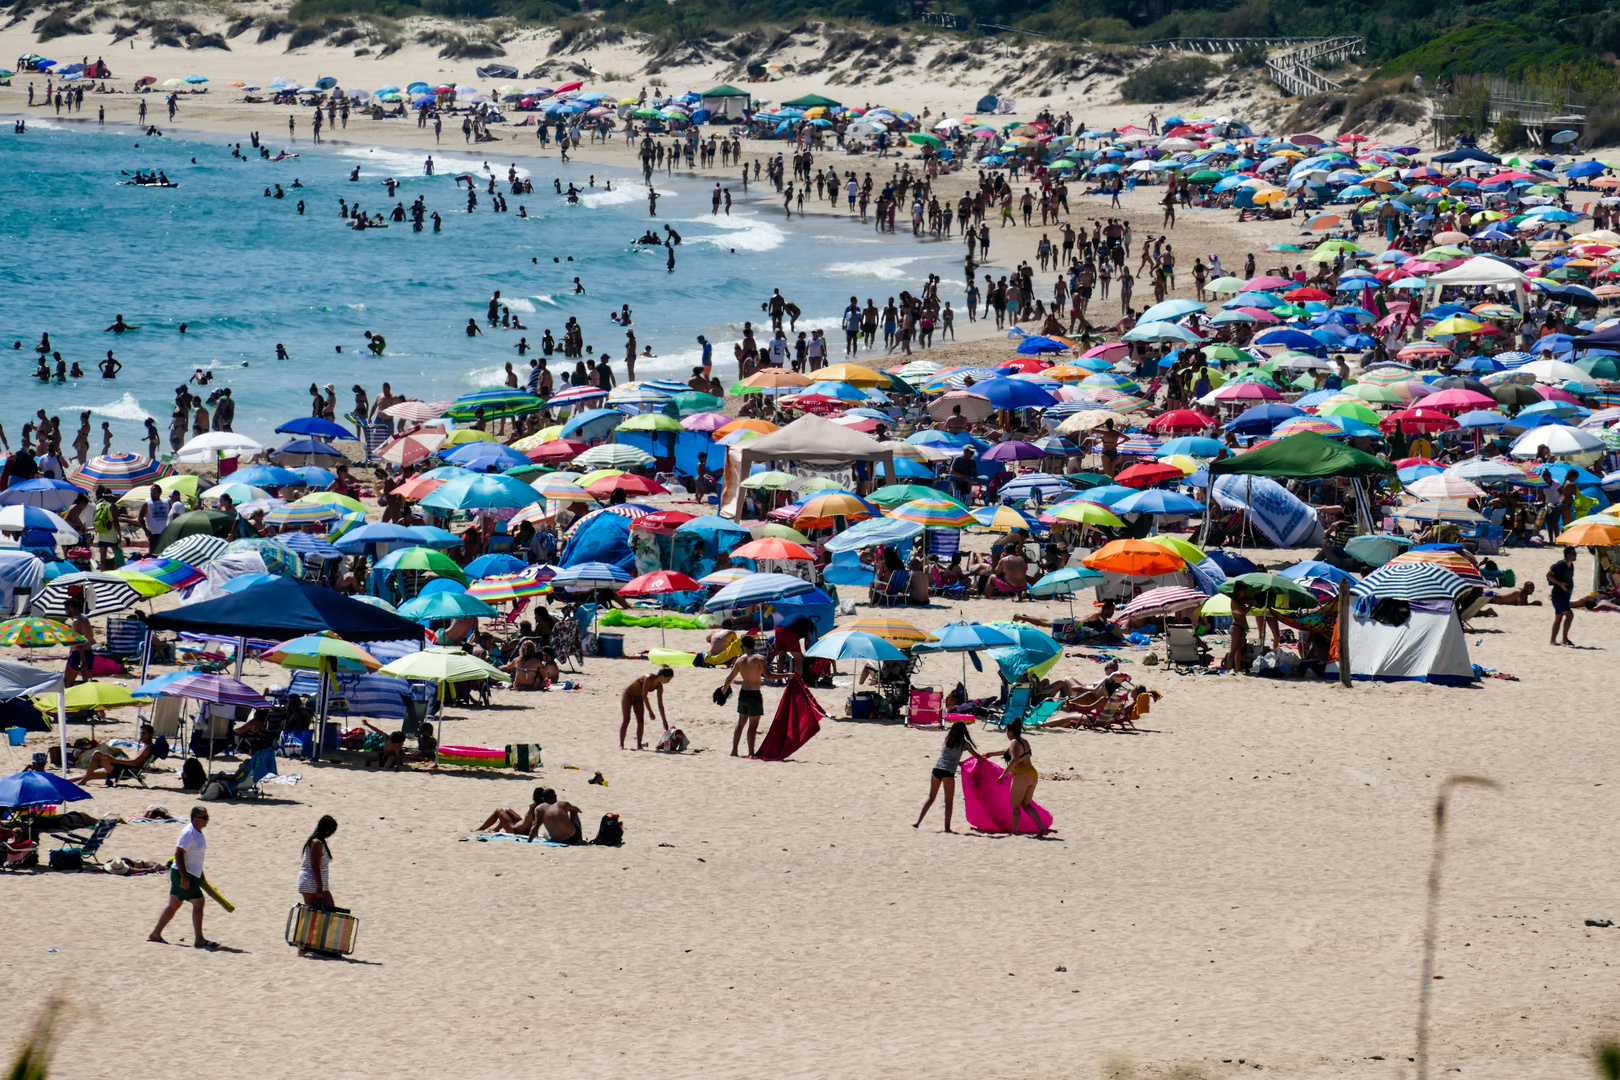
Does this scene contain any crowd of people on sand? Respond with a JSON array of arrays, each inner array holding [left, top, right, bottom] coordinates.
[[13, 93, 1620, 960]]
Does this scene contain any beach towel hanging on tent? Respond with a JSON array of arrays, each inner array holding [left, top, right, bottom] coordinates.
[[753, 676, 824, 761]]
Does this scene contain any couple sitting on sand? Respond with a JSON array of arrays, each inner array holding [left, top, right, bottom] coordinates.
[[476, 788, 585, 844]]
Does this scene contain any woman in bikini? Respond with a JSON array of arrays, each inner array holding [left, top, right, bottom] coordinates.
[[1003, 720, 1046, 837], [506, 640, 547, 691], [620, 667, 675, 750]]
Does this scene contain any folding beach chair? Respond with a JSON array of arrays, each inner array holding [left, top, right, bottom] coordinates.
[[220, 748, 278, 800], [50, 815, 119, 865], [1165, 626, 1211, 673], [906, 688, 943, 729], [982, 686, 1030, 730]]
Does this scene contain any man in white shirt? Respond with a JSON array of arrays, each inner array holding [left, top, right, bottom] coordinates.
[[149, 806, 216, 948], [768, 330, 790, 368], [139, 484, 171, 548]]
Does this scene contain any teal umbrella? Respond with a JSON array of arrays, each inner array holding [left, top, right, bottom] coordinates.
[[398, 590, 500, 622], [804, 630, 905, 663]]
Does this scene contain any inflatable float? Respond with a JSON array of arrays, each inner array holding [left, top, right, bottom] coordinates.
[[960, 755, 1053, 834], [439, 745, 506, 768]]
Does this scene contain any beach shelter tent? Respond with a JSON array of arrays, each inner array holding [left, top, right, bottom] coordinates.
[[1424, 256, 1528, 310], [699, 84, 752, 119], [1207, 432, 1394, 479], [1332, 601, 1472, 686], [722, 415, 894, 519], [147, 577, 426, 642], [0, 658, 68, 782], [781, 93, 841, 109]]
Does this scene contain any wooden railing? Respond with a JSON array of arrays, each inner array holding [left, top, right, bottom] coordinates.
[[1265, 36, 1364, 97]]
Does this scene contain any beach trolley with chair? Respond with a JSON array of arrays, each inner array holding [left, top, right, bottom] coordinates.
[[286, 903, 359, 956]]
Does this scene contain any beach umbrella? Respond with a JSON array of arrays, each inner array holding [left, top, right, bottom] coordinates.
[[0, 770, 92, 810], [373, 545, 468, 584], [844, 616, 938, 647], [809, 363, 889, 387], [1025, 565, 1104, 616], [222, 538, 302, 579], [0, 617, 83, 647], [572, 444, 656, 470], [28, 573, 141, 617], [0, 505, 78, 545], [971, 505, 1044, 533], [398, 590, 501, 622], [912, 620, 1018, 683], [275, 416, 354, 441], [889, 499, 976, 529], [1083, 539, 1185, 577], [1352, 561, 1469, 601], [443, 389, 543, 422], [1558, 522, 1620, 546], [1219, 572, 1319, 612], [0, 478, 84, 511], [1048, 501, 1124, 528], [176, 432, 264, 463], [586, 474, 667, 498], [1110, 489, 1205, 516], [264, 502, 341, 527], [153, 672, 271, 709], [550, 562, 632, 592], [161, 532, 231, 567], [998, 474, 1074, 503], [704, 572, 815, 611], [794, 493, 875, 530], [732, 537, 814, 561], [419, 473, 538, 512], [65, 450, 173, 492], [264, 631, 383, 747], [1387, 550, 1487, 585], [806, 630, 905, 663], [1114, 462, 1187, 488], [1116, 586, 1207, 622], [1405, 474, 1486, 501]]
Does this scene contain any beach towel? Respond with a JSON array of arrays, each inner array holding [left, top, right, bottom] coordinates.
[[753, 676, 823, 761], [462, 833, 574, 847], [960, 755, 1053, 834]]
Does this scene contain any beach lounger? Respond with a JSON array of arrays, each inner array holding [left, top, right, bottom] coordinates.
[[1023, 699, 1062, 728], [107, 752, 151, 788]]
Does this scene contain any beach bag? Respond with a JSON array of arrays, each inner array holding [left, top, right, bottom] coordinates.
[[199, 781, 225, 802], [180, 757, 207, 791], [591, 813, 623, 847], [656, 728, 687, 753], [48, 849, 83, 871]]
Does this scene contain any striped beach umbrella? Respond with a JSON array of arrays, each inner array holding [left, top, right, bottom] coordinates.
[[443, 389, 544, 421], [1387, 549, 1487, 585], [467, 570, 552, 603], [264, 631, 383, 672], [704, 572, 816, 611], [1392, 503, 1487, 524], [889, 499, 976, 529], [563, 504, 655, 540], [297, 492, 367, 514], [546, 385, 610, 407], [550, 562, 632, 591], [1055, 409, 1124, 434], [972, 505, 1045, 533], [163, 533, 230, 567], [1114, 585, 1207, 622], [264, 502, 341, 527], [381, 400, 447, 422], [1270, 416, 1342, 438], [277, 532, 344, 559], [1404, 474, 1485, 501], [158, 672, 271, 708], [29, 573, 142, 617], [1352, 560, 1470, 601], [119, 557, 206, 590], [843, 616, 938, 646], [67, 452, 172, 493], [573, 444, 655, 470], [698, 568, 752, 587], [532, 476, 595, 501]]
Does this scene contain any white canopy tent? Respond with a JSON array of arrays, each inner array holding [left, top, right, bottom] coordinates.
[[1424, 256, 1528, 310], [721, 414, 894, 519], [0, 658, 69, 772]]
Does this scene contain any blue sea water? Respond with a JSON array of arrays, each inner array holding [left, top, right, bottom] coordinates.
[[0, 116, 972, 445]]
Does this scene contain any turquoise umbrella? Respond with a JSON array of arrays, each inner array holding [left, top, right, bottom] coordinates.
[[397, 590, 500, 622]]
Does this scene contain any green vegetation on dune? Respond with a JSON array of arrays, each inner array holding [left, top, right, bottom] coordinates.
[[280, 0, 1620, 98]]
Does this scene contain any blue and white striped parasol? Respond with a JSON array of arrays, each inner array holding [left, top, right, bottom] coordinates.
[[703, 572, 816, 611], [1351, 561, 1470, 602]]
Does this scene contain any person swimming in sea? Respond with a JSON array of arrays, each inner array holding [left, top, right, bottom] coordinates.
[[104, 314, 139, 333]]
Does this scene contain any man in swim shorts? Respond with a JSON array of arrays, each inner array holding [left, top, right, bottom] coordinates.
[[722, 635, 767, 757]]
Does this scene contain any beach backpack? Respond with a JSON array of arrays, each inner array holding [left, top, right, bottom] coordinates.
[[591, 814, 623, 847], [93, 500, 113, 534], [180, 756, 207, 791]]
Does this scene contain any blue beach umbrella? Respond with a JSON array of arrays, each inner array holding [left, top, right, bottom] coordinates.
[[275, 416, 355, 440]]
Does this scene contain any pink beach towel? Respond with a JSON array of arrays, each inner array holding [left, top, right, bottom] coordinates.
[[960, 755, 1053, 834]]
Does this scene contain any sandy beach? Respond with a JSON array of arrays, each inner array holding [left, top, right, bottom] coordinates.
[[2, 535, 1615, 1080], [5, 21, 1619, 1080]]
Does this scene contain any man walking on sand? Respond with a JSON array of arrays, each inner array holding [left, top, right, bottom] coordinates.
[[149, 806, 217, 949], [1548, 545, 1577, 646], [721, 634, 767, 757]]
